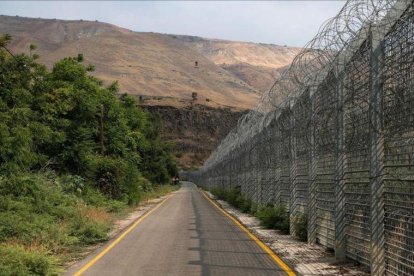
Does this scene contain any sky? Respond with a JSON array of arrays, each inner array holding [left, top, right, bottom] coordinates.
[[0, 1, 345, 47]]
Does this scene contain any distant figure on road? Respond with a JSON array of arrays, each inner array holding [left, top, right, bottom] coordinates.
[[173, 175, 180, 185]]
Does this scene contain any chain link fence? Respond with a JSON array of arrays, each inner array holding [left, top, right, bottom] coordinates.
[[185, 1, 414, 274]]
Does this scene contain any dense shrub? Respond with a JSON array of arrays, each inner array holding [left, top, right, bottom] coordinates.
[[87, 156, 154, 205], [0, 172, 177, 274], [256, 206, 280, 229], [0, 35, 179, 274], [226, 189, 239, 206], [91, 157, 128, 199], [0, 243, 60, 276], [273, 206, 290, 234], [210, 187, 252, 211], [209, 187, 290, 234], [0, 35, 177, 185], [255, 205, 289, 234], [293, 213, 308, 241], [69, 207, 111, 244], [0, 174, 113, 247], [237, 195, 252, 213], [249, 202, 259, 216], [210, 187, 227, 200]]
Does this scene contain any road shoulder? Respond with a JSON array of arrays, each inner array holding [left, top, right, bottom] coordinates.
[[202, 189, 369, 276], [64, 191, 177, 275], [199, 189, 296, 276]]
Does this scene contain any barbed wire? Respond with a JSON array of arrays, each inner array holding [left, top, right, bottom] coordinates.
[[188, 1, 414, 274], [202, 0, 404, 172]]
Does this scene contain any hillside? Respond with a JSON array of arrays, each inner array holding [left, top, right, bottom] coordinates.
[[143, 105, 246, 169], [170, 35, 301, 92], [0, 15, 260, 110], [0, 15, 300, 167]]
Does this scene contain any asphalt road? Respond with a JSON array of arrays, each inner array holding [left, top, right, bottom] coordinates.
[[67, 182, 289, 276]]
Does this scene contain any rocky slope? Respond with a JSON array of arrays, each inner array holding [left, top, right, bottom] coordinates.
[[143, 104, 246, 169], [170, 35, 301, 93], [0, 15, 300, 167], [0, 15, 260, 109]]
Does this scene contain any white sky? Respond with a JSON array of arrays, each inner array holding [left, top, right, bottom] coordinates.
[[0, 1, 345, 47]]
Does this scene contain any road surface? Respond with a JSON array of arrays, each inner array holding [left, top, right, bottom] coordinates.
[[67, 182, 291, 276]]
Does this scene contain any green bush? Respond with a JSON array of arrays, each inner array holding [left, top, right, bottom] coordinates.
[[255, 205, 290, 233], [256, 206, 279, 229], [273, 206, 290, 234], [69, 210, 110, 244], [88, 156, 152, 205], [89, 157, 127, 199], [0, 243, 60, 276], [210, 187, 227, 201], [0, 175, 40, 198], [78, 187, 126, 213], [0, 35, 178, 187], [237, 195, 252, 213], [210, 187, 242, 207], [227, 191, 238, 206], [0, 172, 177, 272], [249, 202, 259, 216], [56, 175, 85, 195], [0, 173, 124, 269], [0, 36, 179, 273], [293, 213, 308, 241], [209, 187, 291, 234], [122, 163, 150, 205], [210, 187, 251, 214]]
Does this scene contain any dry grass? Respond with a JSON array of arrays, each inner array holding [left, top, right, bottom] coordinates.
[[82, 207, 113, 224]]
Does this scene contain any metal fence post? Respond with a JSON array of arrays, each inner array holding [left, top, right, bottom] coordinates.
[[308, 89, 318, 244], [274, 120, 281, 206], [369, 29, 386, 276], [254, 140, 259, 204], [258, 135, 263, 205], [269, 126, 276, 205], [335, 70, 347, 261], [290, 104, 299, 236]]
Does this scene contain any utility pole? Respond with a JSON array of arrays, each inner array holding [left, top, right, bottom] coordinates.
[[100, 104, 105, 155]]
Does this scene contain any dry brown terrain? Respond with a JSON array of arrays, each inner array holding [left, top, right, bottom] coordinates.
[[1, 15, 260, 109], [171, 35, 301, 93], [221, 64, 288, 93], [0, 15, 300, 167]]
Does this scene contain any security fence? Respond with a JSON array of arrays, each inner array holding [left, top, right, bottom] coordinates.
[[187, 1, 414, 275]]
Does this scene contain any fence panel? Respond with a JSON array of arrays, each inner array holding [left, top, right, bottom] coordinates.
[[343, 38, 372, 266], [314, 74, 337, 249], [383, 6, 414, 275], [187, 1, 414, 274]]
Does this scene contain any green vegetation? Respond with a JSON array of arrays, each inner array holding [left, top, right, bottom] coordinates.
[[210, 186, 309, 242], [210, 187, 309, 238], [292, 213, 308, 242], [0, 34, 178, 274], [210, 187, 252, 213], [0, 243, 59, 276], [256, 205, 290, 234]]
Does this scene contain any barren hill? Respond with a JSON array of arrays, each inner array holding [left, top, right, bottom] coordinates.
[[0, 15, 300, 168], [170, 35, 301, 92], [0, 15, 260, 109]]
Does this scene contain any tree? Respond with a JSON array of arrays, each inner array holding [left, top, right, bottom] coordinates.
[[0, 33, 177, 190]]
